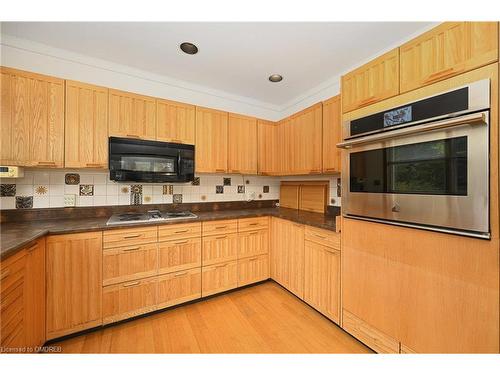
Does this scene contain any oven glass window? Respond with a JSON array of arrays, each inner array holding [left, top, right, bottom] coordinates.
[[118, 156, 176, 173], [350, 136, 467, 195]]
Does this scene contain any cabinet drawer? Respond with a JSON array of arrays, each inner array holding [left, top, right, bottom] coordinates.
[[103, 226, 157, 249], [158, 237, 201, 274], [1, 250, 26, 296], [237, 254, 269, 287], [102, 276, 157, 324], [305, 226, 340, 250], [201, 261, 238, 297], [202, 219, 238, 236], [157, 268, 201, 309], [238, 229, 269, 258], [103, 243, 158, 286], [202, 232, 238, 266], [342, 310, 400, 353], [238, 216, 269, 232], [158, 222, 201, 241]]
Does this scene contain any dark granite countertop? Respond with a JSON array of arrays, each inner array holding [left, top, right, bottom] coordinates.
[[0, 207, 338, 261]]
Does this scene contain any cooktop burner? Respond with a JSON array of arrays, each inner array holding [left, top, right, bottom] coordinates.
[[106, 210, 197, 225]]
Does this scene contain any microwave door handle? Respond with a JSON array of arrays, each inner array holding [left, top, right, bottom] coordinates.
[[177, 151, 181, 175]]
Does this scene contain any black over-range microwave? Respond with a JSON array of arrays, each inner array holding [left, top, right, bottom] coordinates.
[[109, 137, 195, 183]]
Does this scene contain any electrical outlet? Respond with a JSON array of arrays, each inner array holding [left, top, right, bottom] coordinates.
[[64, 194, 76, 207]]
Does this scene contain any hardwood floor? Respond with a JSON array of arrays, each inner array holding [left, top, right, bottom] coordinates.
[[53, 281, 373, 353]]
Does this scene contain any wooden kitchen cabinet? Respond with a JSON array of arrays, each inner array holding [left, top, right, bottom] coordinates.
[[195, 106, 228, 173], [270, 217, 305, 299], [0, 67, 64, 167], [46, 232, 103, 339], [322, 95, 342, 173], [304, 239, 340, 324], [257, 119, 280, 175], [278, 117, 293, 175], [400, 22, 498, 93], [103, 226, 157, 249], [228, 113, 258, 174], [156, 98, 195, 144], [201, 260, 238, 297], [237, 229, 269, 259], [157, 268, 202, 309], [65, 80, 108, 168], [341, 48, 400, 113], [202, 233, 239, 266], [238, 254, 269, 287], [158, 237, 201, 274], [108, 88, 156, 140]]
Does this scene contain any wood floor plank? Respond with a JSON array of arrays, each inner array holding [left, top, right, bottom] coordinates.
[[53, 282, 372, 353]]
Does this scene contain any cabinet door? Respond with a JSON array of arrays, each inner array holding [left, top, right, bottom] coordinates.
[[228, 113, 258, 174], [195, 107, 228, 173], [202, 233, 238, 266], [238, 254, 269, 287], [322, 95, 342, 173], [109, 89, 156, 140], [304, 240, 340, 324], [156, 99, 195, 144], [65, 80, 108, 168], [341, 48, 399, 113], [201, 261, 238, 297], [46, 232, 103, 339], [257, 119, 280, 175], [238, 229, 269, 258], [157, 268, 201, 309], [292, 103, 323, 174], [400, 22, 498, 93], [0, 67, 64, 167], [158, 237, 201, 274], [278, 118, 293, 175]]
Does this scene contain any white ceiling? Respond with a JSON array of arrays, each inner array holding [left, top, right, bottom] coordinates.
[[1, 22, 434, 107]]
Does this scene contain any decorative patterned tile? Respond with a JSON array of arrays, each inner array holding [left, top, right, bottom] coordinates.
[[130, 185, 143, 194], [191, 177, 200, 186], [245, 179, 250, 185], [215, 186, 224, 194], [173, 194, 183, 203], [223, 178, 231, 186], [65, 173, 80, 185], [263, 185, 269, 193], [121, 186, 130, 194], [79, 184, 94, 196], [163, 185, 173, 195], [201, 195, 207, 201], [144, 195, 152, 203], [0, 184, 16, 197], [15, 196, 33, 209], [35, 185, 48, 195], [130, 192, 142, 205], [237, 185, 245, 194]]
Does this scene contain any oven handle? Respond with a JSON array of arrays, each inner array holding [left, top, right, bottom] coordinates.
[[337, 112, 487, 149]]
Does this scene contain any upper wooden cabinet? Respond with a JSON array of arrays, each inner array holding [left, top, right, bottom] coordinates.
[[1, 67, 64, 167], [291, 103, 323, 174], [257, 119, 280, 175], [400, 22, 499, 93], [322, 95, 342, 173], [156, 99, 195, 144], [341, 48, 400, 113], [108, 89, 156, 140], [228, 113, 258, 174], [195, 107, 228, 173], [65, 81, 108, 169], [278, 117, 293, 175]]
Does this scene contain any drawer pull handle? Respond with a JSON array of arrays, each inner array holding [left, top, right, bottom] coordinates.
[[86, 163, 105, 168], [174, 229, 189, 233], [174, 240, 188, 245], [123, 281, 140, 287], [314, 234, 327, 239], [358, 96, 377, 106], [423, 67, 462, 84], [248, 231, 259, 235], [248, 223, 258, 226], [1, 269, 10, 280], [37, 161, 56, 165], [123, 234, 141, 239], [123, 247, 141, 252], [215, 236, 227, 240], [126, 134, 140, 138], [215, 226, 227, 229], [215, 169, 226, 173], [174, 271, 188, 277], [249, 258, 258, 261], [215, 264, 228, 268]]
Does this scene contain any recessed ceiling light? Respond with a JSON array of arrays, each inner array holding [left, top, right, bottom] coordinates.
[[268, 74, 283, 83], [180, 42, 198, 55]]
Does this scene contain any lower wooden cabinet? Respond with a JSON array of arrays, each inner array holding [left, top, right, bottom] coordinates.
[[157, 268, 202, 309], [158, 237, 201, 274], [102, 276, 158, 324], [201, 261, 238, 297], [46, 232, 102, 340], [237, 255, 269, 287], [238, 229, 268, 259], [304, 240, 340, 324], [202, 233, 238, 266]]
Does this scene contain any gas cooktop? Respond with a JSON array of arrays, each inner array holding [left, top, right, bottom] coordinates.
[[106, 210, 197, 225]]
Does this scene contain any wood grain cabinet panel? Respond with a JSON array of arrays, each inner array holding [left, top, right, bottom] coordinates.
[[305, 225, 341, 250], [102, 243, 158, 286], [257, 119, 280, 175], [158, 237, 201, 274], [195, 107, 228, 173], [237, 254, 269, 287], [279, 185, 300, 209], [202, 233, 238, 266], [238, 229, 269, 259], [157, 268, 201, 309], [156, 99, 195, 144], [102, 276, 157, 324], [304, 240, 340, 324], [238, 216, 269, 232], [158, 222, 201, 241], [322, 95, 342, 173], [341, 48, 399, 113], [1, 67, 64, 167], [46, 232, 103, 340], [65, 80, 108, 168], [103, 226, 157, 249], [400, 22, 498, 93], [202, 219, 238, 236], [108, 89, 156, 140], [278, 117, 293, 175], [201, 261, 238, 297], [228, 113, 258, 174]]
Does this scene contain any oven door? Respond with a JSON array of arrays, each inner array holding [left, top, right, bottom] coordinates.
[[340, 111, 489, 238]]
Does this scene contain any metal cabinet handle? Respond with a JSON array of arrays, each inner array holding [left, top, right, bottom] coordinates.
[[123, 234, 141, 239], [215, 226, 227, 229], [248, 223, 258, 226], [249, 258, 258, 262], [126, 134, 140, 138], [174, 271, 188, 277], [215, 264, 228, 268], [174, 240, 188, 245], [174, 229, 189, 233], [123, 247, 141, 252], [123, 281, 140, 287], [215, 236, 227, 240], [314, 234, 327, 239], [215, 169, 226, 173]]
